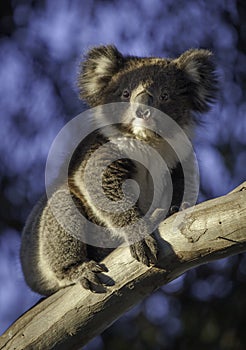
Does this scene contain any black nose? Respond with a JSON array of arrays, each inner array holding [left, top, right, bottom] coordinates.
[[136, 107, 151, 120], [134, 92, 153, 119]]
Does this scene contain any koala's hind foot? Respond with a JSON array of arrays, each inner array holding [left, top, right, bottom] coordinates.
[[130, 234, 158, 267], [80, 260, 108, 292], [63, 260, 108, 293]]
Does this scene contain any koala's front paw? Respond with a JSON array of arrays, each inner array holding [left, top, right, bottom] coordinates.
[[80, 260, 108, 292], [130, 235, 158, 267]]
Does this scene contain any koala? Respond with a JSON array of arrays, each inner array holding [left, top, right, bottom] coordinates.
[[20, 45, 217, 295]]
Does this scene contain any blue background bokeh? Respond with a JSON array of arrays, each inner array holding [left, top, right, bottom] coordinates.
[[0, 1, 245, 349]]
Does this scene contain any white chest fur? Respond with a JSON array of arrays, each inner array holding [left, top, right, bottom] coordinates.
[[112, 136, 178, 215]]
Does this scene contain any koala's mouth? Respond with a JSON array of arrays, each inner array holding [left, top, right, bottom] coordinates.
[[130, 117, 160, 141], [121, 104, 161, 141], [132, 115, 153, 127]]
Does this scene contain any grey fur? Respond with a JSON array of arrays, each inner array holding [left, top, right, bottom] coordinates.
[[21, 45, 217, 295]]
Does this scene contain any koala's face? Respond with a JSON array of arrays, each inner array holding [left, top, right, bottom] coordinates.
[[78, 45, 217, 138]]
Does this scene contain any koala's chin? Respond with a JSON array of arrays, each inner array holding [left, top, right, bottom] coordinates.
[[130, 124, 160, 142]]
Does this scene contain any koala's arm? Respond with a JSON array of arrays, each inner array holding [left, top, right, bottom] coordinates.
[[20, 189, 106, 295], [69, 143, 158, 267]]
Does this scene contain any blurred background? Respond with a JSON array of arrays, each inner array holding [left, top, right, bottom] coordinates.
[[0, 0, 245, 349]]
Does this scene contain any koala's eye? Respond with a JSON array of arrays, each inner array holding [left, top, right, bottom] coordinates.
[[122, 89, 130, 99], [159, 93, 169, 101]]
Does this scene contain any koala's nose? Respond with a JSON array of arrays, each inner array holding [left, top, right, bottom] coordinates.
[[134, 92, 153, 119], [136, 107, 151, 120]]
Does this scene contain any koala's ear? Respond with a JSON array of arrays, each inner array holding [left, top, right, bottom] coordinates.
[[78, 45, 125, 106], [176, 49, 218, 112]]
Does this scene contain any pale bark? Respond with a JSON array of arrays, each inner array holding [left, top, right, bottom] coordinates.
[[1, 182, 245, 350]]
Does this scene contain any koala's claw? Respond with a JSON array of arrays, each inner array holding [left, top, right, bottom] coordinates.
[[169, 205, 180, 215], [80, 260, 107, 292], [130, 235, 158, 267]]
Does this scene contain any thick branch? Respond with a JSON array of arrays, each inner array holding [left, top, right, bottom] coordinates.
[[1, 182, 246, 350]]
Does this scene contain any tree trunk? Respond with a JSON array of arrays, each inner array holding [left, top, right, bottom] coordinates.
[[1, 182, 245, 350]]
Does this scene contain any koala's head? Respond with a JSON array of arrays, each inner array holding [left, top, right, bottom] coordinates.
[[78, 45, 217, 138]]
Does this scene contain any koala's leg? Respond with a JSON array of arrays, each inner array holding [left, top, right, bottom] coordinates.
[[43, 190, 111, 293], [39, 221, 108, 293], [50, 251, 108, 292], [21, 190, 108, 295]]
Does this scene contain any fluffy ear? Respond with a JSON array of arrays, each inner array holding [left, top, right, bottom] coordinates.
[[177, 49, 218, 112], [78, 45, 125, 106]]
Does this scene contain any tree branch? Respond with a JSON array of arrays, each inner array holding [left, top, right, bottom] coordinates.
[[1, 182, 246, 350]]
